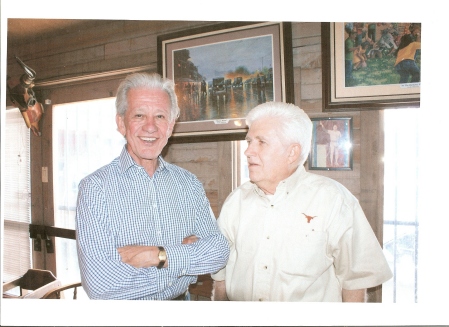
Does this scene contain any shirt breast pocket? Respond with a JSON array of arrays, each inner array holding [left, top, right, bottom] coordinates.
[[279, 230, 331, 277]]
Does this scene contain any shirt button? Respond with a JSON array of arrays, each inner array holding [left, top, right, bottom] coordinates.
[[266, 236, 270, 239], [264, 266, 268, 269], [259, 298, 263, 301]]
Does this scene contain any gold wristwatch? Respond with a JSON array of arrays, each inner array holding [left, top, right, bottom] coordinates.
[[157, 246, 167, 269]]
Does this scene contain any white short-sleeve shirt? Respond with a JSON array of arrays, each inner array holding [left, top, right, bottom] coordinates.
[[211, 166, 392, 301]]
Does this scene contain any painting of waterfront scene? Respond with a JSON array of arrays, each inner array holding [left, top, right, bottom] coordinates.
[[173, 35, 274, 123], [160, 22, 287, 135]]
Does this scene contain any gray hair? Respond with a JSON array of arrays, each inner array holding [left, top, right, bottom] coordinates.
[[245, 101, 312, 166], [115, 72, 180, 122]]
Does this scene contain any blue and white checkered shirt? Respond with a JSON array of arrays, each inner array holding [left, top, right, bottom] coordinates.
[[76, 145, 230, 300]]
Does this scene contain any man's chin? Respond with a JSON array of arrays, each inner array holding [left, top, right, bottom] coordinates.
[[248, 173, 260, 183]]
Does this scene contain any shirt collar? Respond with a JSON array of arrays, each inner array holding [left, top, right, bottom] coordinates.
[[117, 144, 167, 174], [283, 165, 307, 191]]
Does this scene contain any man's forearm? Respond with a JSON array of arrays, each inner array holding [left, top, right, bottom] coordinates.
[[342, 288, 366, 302], [118, 236, 199, 268], [118, 245, 162, 268]]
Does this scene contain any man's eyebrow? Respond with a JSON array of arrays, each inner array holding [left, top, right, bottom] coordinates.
[[246, 135, 266, 142]]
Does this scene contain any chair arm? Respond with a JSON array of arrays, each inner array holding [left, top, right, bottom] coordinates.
[[3, 277, 23, 293], [42, 282, 82, 299]]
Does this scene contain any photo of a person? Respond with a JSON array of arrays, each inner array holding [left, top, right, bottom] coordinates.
[[321, 121, 342, 167], [309, 118, 352, 170]]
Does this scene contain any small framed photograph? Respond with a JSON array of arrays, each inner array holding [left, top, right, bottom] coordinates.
[[308, 117, 353, 171]]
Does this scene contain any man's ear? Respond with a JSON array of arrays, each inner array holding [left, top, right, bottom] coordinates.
[[116, 114, 126, 137], [288, 143, 301, 164]]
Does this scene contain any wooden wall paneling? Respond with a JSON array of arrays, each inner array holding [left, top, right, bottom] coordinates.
[[163, 142, 222, 217], [7, 20, 217, 83], [9, 21, 129, 60], [217, 141, 233, 217], [293, 67, 302, 107], [291, 22, 321, 112], [291, 21, 321, 46], [40, 78, 127, 105]]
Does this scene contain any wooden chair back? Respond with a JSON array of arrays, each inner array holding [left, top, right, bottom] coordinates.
[[3, 269, 61, 299]]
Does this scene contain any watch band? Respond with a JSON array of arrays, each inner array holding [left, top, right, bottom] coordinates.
[[157, 246, 166, 269]]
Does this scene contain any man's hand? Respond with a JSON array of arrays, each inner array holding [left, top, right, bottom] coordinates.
[[182, 235, 199, 244], [118, 245, 158, 268]]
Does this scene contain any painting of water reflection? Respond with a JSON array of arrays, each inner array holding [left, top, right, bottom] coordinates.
[[173, 35, 274, 123]]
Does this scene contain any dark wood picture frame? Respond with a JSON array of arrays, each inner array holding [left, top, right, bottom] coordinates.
[[158, 21, 294, 142], [308, 117, 353, 171], [321, 22, 420, 111]]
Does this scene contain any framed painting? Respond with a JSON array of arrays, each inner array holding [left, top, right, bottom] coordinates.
[[308, 117, 353, 171], [158, 21, 294, 139], [321, 22, 421, 111]]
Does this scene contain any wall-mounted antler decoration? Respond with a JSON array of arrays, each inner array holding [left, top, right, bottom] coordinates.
[[7, 55, 44, 136]]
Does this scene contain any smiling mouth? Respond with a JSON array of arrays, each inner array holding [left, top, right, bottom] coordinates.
[[140, 136, 157, 143]]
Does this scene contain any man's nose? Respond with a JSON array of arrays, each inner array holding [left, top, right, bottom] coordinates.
[[243, 144, 253, 157], [143, 117, 157, 131]]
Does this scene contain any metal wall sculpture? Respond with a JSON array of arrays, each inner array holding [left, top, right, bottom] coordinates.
[[7, 55, 44, 136]]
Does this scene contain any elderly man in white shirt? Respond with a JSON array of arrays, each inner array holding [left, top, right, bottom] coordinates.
[[211, 101, 392, 302]]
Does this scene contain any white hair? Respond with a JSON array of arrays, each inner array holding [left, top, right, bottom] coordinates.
[[115, 72, 180, 122], [246, 101, 312, 166]]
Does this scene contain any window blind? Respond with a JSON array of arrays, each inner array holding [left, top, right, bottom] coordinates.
[[2, 108, 31, 282]]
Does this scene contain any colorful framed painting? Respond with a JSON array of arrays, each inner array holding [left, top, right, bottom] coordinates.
[[322, 22, 420, 111], [157, 21, 294, 139], [308, 117, 353, 171]]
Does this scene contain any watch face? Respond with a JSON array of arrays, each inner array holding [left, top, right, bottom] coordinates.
[[157, 247, 167, 269], [158, 248, 167, 261]]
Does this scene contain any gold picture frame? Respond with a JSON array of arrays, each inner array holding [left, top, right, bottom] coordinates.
[[158, 21, 294, 140]]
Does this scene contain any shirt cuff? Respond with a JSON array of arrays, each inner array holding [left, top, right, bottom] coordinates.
[[164, 244, 191, 277]]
